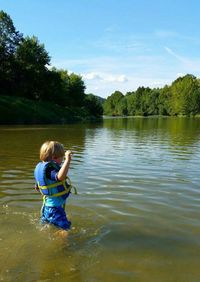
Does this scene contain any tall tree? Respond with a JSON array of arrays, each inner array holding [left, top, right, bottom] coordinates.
[[158, 85, 171, 115], [126, 92, 136, 115], [103, 91, 124, 115], [15, 36, 50, 99], [0, 10, 23, 57], [84, 94, 103, 117], [170, 74, 200, 115], [0, 10, 23, 95], [68, 73, 86, 107]]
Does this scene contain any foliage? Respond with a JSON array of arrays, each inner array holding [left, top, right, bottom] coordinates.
[[103, 75, 200, 116], [14, 36, 50, 99], [0, 95, 98, 124], [0, 10, 92, 118], [0, 11, 23, 57], [84, 94, 103, 117], [126, 93, 136, 115], [103, 91, 124, 115], [68, 73, 86, 107], [0, 11, 23, 95], [169, 74, 200, 115]]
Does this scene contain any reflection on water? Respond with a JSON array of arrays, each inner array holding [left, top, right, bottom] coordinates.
[[0, 117, 200, 281]]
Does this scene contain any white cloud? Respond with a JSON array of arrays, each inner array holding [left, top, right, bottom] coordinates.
[[81, 72, 102, 80], [81, 72, 128, 83], [116, 75, 128, 83], [103, 74, 128, 83], [176, 72, 185, 77]]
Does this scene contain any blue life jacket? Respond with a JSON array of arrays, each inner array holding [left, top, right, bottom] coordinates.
[[34, 161, 71, 200]]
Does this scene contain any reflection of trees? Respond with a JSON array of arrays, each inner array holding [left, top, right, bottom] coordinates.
[[0, 124, 87, 169], [103, 117, 200, 148], [1, 118, 199, 171]]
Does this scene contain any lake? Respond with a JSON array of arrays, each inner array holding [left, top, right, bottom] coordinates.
[[0, 117, 200, 282]]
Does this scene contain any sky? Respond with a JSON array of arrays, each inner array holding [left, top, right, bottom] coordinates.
[[1, 0, 200, 98]]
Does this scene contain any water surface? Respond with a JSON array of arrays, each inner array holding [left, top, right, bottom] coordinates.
[[0, 117, 200, 281]]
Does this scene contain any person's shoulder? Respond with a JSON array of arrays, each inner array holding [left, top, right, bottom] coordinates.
[[34, 161, 42, 170]]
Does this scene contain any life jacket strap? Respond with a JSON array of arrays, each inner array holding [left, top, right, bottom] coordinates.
[[38, 181, 64, 190], [38, 176, 77, 197], [65, 176, 78, 194]]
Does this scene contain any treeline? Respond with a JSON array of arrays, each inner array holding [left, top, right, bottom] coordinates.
[[0, 11, 103, 117], [2, 11, 200, 120], [103, 76, 200, 117]]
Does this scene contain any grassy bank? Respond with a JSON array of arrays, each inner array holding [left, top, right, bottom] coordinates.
[[0, 95, 99, 124]]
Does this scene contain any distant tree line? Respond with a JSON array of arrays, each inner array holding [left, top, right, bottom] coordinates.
[[103, 74, 200, 116], [2, 11, 200, 118], [0, 11, 103, 117]]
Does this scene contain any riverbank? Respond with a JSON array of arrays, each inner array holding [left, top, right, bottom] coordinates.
[[1, 95, 199, 125], [0, 95, 102, 124]]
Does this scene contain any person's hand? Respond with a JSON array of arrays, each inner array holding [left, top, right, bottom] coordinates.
[[65, 150, 73, 161]]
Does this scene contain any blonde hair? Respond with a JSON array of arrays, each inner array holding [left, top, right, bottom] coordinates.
[[40, 141, 65, 161]]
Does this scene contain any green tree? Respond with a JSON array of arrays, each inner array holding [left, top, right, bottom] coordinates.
[[158, 85, 171, 115], [84, 94, 103, 117], [0, 10, 23, 57], [16, 36, 50, 68], [188, 88, 200, 115], [182, 81, 200, 115], [52, 68, 70, 105], [40, 68, 65, 104], [116, 97, 127, 115], [145, 89, 160, 115], [68, 73, 86, 106], [103, 91, 124, 115], [0, 10, 23, 95], [45, 69, 86, 107], [126, 92, 136, 115], [170, 74, 200, 115], [134, 87, 150, 115], [15, 36, 50, 100]]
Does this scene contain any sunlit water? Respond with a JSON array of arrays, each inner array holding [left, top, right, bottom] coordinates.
[[0, 117, 200, 282]]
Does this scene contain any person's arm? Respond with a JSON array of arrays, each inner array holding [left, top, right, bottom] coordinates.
[[57, 150, 72, 181]]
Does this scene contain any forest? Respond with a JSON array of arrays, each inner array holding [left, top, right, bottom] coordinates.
[[103, 74, 200, 116], [1, 10, 200, 123], [0, 10, 103, 123]]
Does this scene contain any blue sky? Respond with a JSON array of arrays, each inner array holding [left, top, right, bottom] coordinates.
[[1, 0, 200, 98]]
